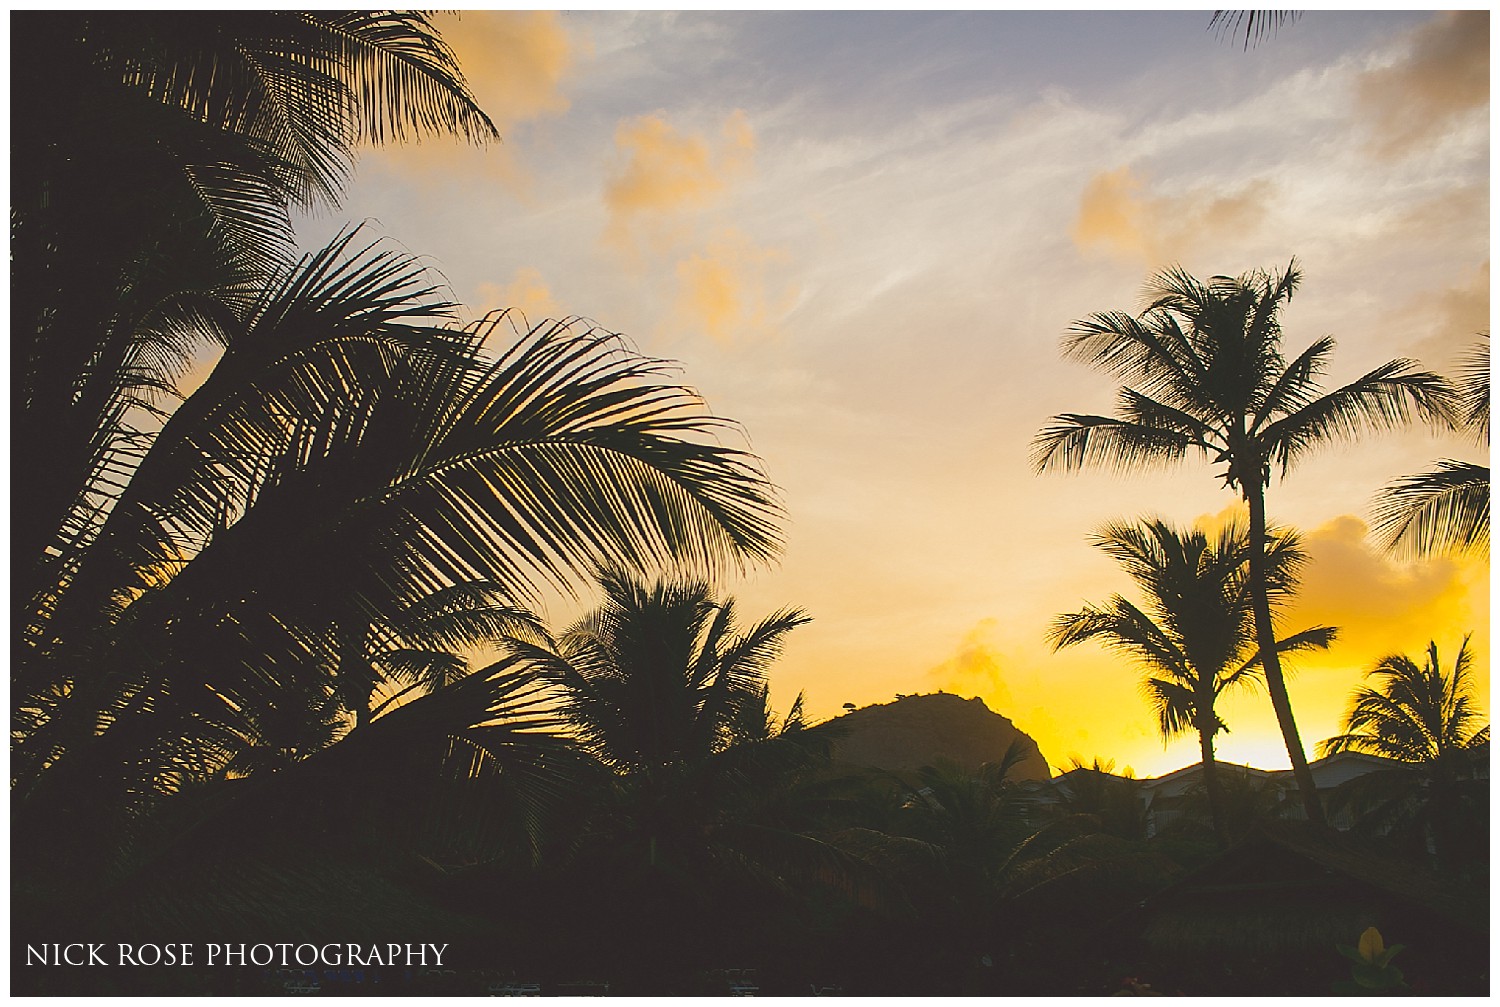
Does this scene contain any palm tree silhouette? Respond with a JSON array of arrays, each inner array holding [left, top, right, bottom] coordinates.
[[502, 573, 892, 975], [1320, 639, 1489, 863], [508, 571, 812, 814], [1208, 10, 1302, 50], [1372, 336, 1490, 558], [1049, 518, 1333, 845], [1033, 263, 1449, 825], [1051, 757, 1146, 841]]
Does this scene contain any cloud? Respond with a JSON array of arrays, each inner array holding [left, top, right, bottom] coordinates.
[[926, 618, 1015, 710], [1288, 514, 1486, 661], [1072, 166, 1273, 267], [604, 110, 755, 253], [1358, 11, 1489, 160], [1399, 259, 1491, 367], [672, 230, 795, 344], [366, 12, 584, 193], [474, 267, 564, 326], [438, 11, 580, 130]]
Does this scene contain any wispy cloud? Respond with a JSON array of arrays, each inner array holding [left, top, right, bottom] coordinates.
[[1358, 10, 1489, 159], [926, 617, 1016, 709], [441, 11, 581, 130], [1072, 166, 1274, 267]]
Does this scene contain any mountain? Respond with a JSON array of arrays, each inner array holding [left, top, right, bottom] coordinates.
[[827, 692, 1052, 781]]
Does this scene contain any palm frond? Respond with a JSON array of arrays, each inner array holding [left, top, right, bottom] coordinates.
[[1031, 413, 1199, 474], [1259, 360, 1455, 476], [1370, 460, 1490, 558], [1457, 335, 1489, 442], [1320, 639, 1488, 763], [1209, 10, 1303, 50]]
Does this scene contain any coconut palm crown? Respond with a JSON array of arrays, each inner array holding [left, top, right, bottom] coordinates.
[[1049, 517, 1334, 844], [1319, 639, 1489, 864]]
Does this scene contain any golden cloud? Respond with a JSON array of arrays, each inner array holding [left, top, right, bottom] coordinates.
[[1072, 166, 1272, 266], [1288, 514, 1487, 661], [438, 11, 579, 131], [366, 12, 583, 194], [1358, 10, 1489, 160], [1274, 513, 1490, 748], [604, 111, 756, 254], [925, 618, 1016, 710], [671, 230, 795, 345]]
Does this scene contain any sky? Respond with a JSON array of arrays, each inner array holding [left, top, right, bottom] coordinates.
[[298, 10, 1489, 778]]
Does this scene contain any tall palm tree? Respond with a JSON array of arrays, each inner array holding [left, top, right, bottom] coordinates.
[[1049, 518, 1334, 845], [1320, 639, 1489, 863], [13, 11, 796, 958], [1033, 263, 1450, 825], [1371, 336, 1490, 558]]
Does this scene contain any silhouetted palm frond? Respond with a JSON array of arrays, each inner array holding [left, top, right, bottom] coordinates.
[[1371, 337, 1489, 558], [1209, 11, 1303, 51]]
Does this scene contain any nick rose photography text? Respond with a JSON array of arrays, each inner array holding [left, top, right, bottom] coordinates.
[[25, 943, 451, 967]]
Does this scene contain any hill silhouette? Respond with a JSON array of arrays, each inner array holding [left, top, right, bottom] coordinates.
[[828, 692, 1052, 780]]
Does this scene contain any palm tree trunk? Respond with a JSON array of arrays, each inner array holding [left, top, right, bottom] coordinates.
[[1198, 723, 1232, 848], [336, 620, 377, 730], [1245, 480, 1326, 827]]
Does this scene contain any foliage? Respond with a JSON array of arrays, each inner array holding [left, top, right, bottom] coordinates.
[[12, 13, 788, 953], [1050, 758, 1146, 841], [1320, 640, 1489, 865], [1333, 927, 1408, 994], [14, 12, 498, 624]]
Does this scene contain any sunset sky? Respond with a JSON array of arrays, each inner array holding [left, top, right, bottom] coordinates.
[[297, 10, 1489, 777]]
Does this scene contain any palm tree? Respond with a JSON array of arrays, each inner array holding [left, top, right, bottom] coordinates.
[[503, 572, 887, 976], [1051, 758, 1147, 841], [1033, 263, 1450, 825], [355, 583, 547, 728], [1319, 639, 1489, 864], [1371, 336, 1490, 558], [508, 571, 813, 817], [1049, 518, 1334, 845], [897, 749, 1038, 881]]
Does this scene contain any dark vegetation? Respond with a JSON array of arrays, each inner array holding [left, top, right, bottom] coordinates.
[[11, 11, 1487, 996]]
